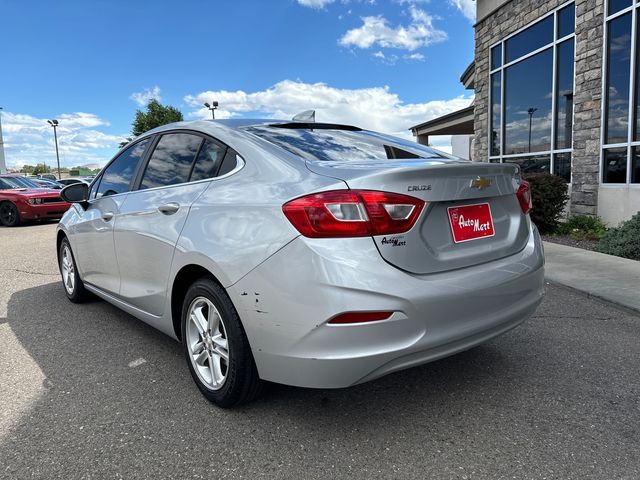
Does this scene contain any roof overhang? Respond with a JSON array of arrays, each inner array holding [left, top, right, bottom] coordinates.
[[409, 105, 475, 137]]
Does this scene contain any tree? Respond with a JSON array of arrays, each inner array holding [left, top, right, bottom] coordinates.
[[131, 99, 183, 137]]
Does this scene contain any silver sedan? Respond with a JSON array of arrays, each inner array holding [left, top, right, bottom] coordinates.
[[57, 118, 545, 407]]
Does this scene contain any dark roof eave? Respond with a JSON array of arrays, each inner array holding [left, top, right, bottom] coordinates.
[[409, 105, 475, 132]]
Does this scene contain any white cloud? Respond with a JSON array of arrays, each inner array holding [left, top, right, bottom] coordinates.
[[184, 80, 472, 138], [297, 0, 335, 8], [449, 0, 475, 22], [404, 52, 425, 61], [129, 86, 162, 107], [1, 111, 126, 169], [339, 6, 447, 51]]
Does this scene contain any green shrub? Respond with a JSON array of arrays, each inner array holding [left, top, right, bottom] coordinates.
[[522, 173, 569, 234], [555, 215, 607, 240], [597, 212, 640, 260]]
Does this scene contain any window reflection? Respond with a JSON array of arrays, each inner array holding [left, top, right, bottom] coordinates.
[[140, 134, 202, 189], [553, 153, 572, 183], [504, 48, 553, 155], [605, 12, 632, 144], [245, 126, 447, 162], [191, 140, 226, 182], [490, 73, 502, 156], [555, 39, 574, 149], [491, 44, 502, 70], [632, 147, 640, 183], [557, 3, 575, 38], [505, 15, 553, 63], [603, 148, 627, 183], [504, 155, 551, 174], [609, 0, 632, 15], [97, 139, 150, 198]]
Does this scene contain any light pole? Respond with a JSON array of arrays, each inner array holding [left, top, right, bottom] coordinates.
[[527, 107, 537, 153], [47, 119, 61, 179], [204, 101, 218, 120], [0, 106, 6, 174]]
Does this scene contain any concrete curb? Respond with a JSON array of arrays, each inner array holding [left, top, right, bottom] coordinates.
[[543, 241, 640, 314]]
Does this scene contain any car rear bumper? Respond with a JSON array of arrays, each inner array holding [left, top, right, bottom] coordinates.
[[229, 222, 545, 389], [18, 202, 70, 220]]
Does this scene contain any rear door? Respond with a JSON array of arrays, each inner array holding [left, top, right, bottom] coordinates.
[[70, 138, 151, 294], [113, 132, 227, 316]]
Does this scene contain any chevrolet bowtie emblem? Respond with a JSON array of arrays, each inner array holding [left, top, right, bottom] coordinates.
[[470, 176, 491, 189]]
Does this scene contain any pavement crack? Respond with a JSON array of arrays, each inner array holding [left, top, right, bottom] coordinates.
[[8, 268, 58, 277]]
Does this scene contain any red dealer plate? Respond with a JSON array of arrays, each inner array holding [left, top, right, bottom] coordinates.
[[447, 202, 495, 243]]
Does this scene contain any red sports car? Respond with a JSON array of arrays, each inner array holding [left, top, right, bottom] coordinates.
[[0, 175, 72, 227]]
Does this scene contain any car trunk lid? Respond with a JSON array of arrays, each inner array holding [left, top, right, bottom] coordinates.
[[306, 159, 529, 274]]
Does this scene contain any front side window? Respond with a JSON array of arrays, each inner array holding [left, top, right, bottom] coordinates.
[[97, 138, 150, 198], [140, 133, 203, 189], [489, 3, 575, 182]]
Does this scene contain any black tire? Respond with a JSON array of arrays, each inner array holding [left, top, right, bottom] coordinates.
[[181, 277, 265, 408], [0, 201, 20, 227], [58, 237, 92, 303]]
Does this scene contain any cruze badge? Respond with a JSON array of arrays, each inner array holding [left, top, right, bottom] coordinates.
[[470, 176, 491, 189], [408, 184, 431, 192]]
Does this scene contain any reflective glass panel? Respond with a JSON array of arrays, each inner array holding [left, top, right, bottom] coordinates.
[[505, 15, 553, 63], [191, 140, 226, 182], [141, 134, 202, 189], [504, 155, 551, 174], [491, 44, 502, 70], [605, 12, 632, 144], [557, 3, 575, 38], [553, 152, 572, 183], [504, 48, 553, 155], [603, 147, 627, 183], [632, 147, 640, 183], [608, 0, 632, 15], [490, 72, 502, 156], [97, 139, 150, 198], [555, 39, 574, 149]]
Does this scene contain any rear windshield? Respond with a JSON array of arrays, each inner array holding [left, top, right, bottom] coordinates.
[[244, 126, 450, 162]]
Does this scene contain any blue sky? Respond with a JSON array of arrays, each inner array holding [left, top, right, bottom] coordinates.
[[1, 0, 475, 168]]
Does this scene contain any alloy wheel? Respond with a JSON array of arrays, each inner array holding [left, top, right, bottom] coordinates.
[[61, 245, 76, 295], [186, 296, 229, 390]]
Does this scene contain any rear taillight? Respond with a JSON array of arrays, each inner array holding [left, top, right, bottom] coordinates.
[[516, 180, 532, 215], [282, 190, 425, 238]]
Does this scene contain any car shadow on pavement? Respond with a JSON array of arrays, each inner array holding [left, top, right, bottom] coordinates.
[[1, 281, 539, 477]]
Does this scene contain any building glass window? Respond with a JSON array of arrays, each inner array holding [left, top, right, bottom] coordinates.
[[602, 1, 640, 184], [489, 2, 575, 182], [490, 73, 502, 155], [609, 0, 632, 15], [558, 3, 576, 37], [491, 45, 502, 70]]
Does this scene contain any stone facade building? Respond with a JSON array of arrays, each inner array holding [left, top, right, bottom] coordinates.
[[412, 0, 640, 225]]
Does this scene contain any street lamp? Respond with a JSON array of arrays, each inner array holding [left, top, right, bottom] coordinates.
[[47, 119, 61, 179], [0, 106, 6, 174], [204, 101, 218, 120], [527, 107, 538, 153]]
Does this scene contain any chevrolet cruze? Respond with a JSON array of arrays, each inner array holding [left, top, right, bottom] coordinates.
[[57, 119, 545, 407]]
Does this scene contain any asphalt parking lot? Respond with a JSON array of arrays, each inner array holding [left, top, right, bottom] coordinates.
[[1, 223, 639, 479]]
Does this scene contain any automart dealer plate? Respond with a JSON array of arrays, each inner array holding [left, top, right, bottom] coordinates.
[[447, 203, 495, 243]]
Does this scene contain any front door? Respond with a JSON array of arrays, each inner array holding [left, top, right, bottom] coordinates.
[[70, 138, 151, 294]]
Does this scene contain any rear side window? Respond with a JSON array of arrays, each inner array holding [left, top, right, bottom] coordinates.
[[140, 133, 203, 189], [217, 149, 240, 177], [97, 138, 150, 198], [190, 139, 227, 182], [244, 126, 448, 162]]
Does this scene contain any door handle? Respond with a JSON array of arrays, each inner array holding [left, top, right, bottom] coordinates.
[[102, 211, 114, 222], [158, 202, 180, 215]]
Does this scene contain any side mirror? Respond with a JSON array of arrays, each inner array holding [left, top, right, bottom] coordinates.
[[60, 182, 89, 206]]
